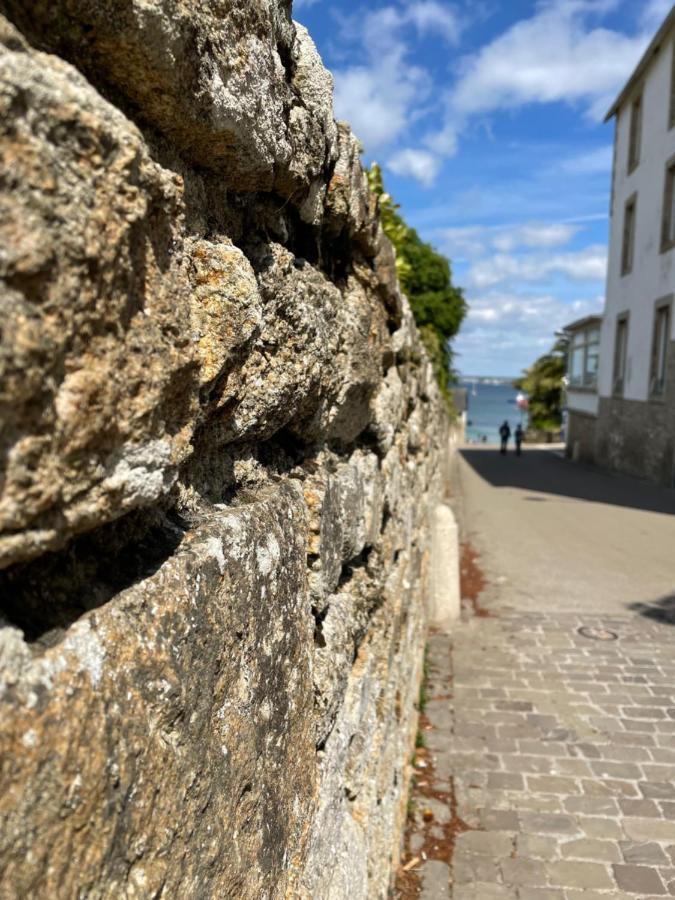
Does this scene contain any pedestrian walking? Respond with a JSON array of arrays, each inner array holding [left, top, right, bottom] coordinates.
[[515, 423, 524, 456], [499, 420, 511, 455]]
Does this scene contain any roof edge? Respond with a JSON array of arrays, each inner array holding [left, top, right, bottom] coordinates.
[[562, 314, 603, 333], [605, 6, 675, 122]]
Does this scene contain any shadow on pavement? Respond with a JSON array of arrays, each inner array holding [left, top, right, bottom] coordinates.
[[629, 595, 675, 626], [461, 447, 675, 516]]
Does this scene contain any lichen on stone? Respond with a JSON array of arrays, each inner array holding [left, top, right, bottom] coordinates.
[[0, 4, 450, 897]]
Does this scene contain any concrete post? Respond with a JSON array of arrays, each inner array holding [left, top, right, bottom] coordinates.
[[430, 503, 461, 629]]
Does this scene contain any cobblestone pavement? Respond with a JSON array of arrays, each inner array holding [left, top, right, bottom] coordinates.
[[439, 607, 675, 899], [395, 450, 675, 899]]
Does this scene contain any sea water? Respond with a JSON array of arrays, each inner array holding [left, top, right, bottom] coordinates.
[[461, 380, 528, 445]]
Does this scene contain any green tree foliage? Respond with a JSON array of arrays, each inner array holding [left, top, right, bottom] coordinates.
[[367, 164, 466, 406], [514, 339, 567, 432]]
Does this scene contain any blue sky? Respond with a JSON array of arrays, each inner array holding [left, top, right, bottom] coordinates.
[[294, 0, 672, 376]]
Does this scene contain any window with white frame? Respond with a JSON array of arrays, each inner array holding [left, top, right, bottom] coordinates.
[[650, 300, 671, 397], [568, 327, 600, 389]]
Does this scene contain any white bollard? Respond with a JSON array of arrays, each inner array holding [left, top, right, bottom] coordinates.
[[430, 503, 461, 629]]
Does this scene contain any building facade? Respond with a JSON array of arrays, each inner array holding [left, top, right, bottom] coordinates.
[[565, 8, 675, 486]]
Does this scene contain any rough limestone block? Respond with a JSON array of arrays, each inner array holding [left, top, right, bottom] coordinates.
[[302, 621, 390, 899], [373, 224, 405, 327], [214, 243, 342, 444], [290, 23, 339, 224], [324, 122, 378, 254], [305, 466, 344, 604], [188, 238, 262, 389], [370, 368, 408, 454], [392, 303, 422, 362], [336, 450, 384, 562], [302, 552, 426, 899], [299, 274, 387, 445], [305, 449, 384, 610], [0, 484, 315, 899], [0, 4, 453, 897], [0, 20, 197, 568], [210, 246, 385, 448], [357, 452, 386, 548], [0, 0, 337, 213], [430, 503, 461, 628], [313, 591, 356, 746]]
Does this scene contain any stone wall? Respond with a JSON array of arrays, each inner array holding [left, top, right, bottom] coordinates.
[[566, 410, 598, 464], [593, 344, 675, 487], [0, 4, 450, 898]]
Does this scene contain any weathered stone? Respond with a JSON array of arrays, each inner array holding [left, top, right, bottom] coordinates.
[[290, 23, 339, 224], [0, 0, 338, 213], [313, 591, 358, 746], [297, 273, 388, 445], [370, 368, 408, 454], [0, 20, 196, 568], [302, 554, 427, 899], [199, 246, 388, 449], [304, 462, 344, 604], [582, 342, 675, 486], [336, 450, 384, 561], [0, 5, 451, 898], [373, 224, 405, 322], [0, 484, 315, 898], [324, 122, 378, 253], [210, 243, 341, 444], [188, 238, 262, 389]]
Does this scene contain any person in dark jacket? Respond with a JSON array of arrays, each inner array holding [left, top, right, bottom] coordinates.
[[515, 423, 524, 456], [499, 420, 511, 455]]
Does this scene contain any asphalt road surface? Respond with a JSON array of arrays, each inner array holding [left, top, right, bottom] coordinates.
[[455, 446, 675, 619]]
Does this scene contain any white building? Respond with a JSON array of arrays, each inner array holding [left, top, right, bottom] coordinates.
[[565, 7, 675, 485]]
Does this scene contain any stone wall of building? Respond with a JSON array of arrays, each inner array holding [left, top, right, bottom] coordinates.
[[566, 410, 598, 464], [593, 344, 675, 487], [0, 5, 450, 897]]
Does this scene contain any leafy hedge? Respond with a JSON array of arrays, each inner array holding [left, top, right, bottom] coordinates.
[[368, 164, 466, 409]]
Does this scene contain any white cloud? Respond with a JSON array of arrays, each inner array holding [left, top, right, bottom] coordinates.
[[467, 245, 608, 289], [558, 146, 614, 175], [427, 0, 651, 157], [454, 291, 604, 375], [452, 4, 648, 119], [405, 1, 462, 43], [492, 224, 580, 253], [438, 221, 580, 260], [387, 148, 441, 186], [333, 2, 460, 153], [331, 0, 657, 172], [334, 64, 429, 148], [436, 217, 608, 373], [466, 292, 603, 329]]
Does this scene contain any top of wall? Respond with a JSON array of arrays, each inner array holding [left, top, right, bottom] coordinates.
[[606, 6, 675, 121]]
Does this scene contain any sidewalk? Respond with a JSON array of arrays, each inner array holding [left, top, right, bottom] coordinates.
[[397, 583, 675, 898], [395, 447, 675, 898]]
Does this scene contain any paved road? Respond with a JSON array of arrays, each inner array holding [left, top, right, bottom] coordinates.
[[397, 449, 675, 899], [446, 611, 675, 899], [456, 447, 675, 618]]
